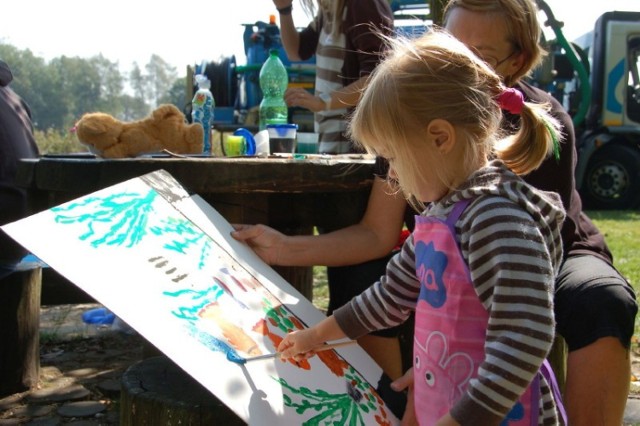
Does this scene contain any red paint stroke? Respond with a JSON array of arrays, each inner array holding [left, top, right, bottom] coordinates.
[[317, 350, 349, 377]]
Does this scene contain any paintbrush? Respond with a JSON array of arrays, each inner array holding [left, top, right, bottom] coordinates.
[[227, 340, 356, 365]]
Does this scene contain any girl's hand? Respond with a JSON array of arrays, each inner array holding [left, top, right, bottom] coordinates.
[[231, 224, 285, 265], [277, 329, 321, 361], [391, 368, 418, 426]]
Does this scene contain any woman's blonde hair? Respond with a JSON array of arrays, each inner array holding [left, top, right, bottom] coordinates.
[[443, 0, 545, 87], [348, 30, 561, 205]]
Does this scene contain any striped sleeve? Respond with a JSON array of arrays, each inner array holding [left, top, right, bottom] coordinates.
[[451, 196, 557, 424], [333, 234, 421, 339]]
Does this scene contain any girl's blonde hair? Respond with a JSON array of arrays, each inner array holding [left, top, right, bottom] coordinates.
[[443, 0, 546, 87], [348, 30, 561, 205]]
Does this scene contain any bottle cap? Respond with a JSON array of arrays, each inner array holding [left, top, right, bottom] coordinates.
[[194, 74, 211, 89]]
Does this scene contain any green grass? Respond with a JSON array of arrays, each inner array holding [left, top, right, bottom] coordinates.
[[587, 210, 640, 289], [312, 266, 329, 313], [587, 210, 640, 348]]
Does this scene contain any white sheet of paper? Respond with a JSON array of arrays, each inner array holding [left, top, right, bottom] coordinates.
[[3, 170, 401, 425]]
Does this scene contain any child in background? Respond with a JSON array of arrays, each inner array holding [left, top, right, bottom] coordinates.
[[277, 31, 567, 425]]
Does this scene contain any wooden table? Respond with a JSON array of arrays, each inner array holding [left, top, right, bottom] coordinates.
[[16, 153, 377, 299]]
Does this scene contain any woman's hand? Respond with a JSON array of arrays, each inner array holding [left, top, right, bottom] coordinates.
[[277, 329, 321, 361], [284, 88, 326, 112], [231, 224, 285, 265], [391, 368, 418, 426]]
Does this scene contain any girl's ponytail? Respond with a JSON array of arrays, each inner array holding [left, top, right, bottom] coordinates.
[[495, 88, 562, 175]]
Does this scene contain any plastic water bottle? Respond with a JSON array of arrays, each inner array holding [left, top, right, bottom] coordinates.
[[259, 49, 289, 130], [191, 74, 215, 154]]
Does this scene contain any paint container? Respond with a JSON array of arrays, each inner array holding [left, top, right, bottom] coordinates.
[[267, 124, 298, 154]]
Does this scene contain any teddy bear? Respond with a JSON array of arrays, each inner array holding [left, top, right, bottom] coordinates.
[[75, 104, 204, 158]]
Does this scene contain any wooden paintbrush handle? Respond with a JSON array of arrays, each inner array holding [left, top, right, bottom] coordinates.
[[244, 340, 356, 363], [313, 340, 356, 352]]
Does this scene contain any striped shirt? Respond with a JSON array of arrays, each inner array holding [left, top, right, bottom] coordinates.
[[334, 160, 566, 424], [314, 4, 349, 154], [297, 0, 393, 154]]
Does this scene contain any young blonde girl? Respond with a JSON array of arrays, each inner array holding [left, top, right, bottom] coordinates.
[[277, 31, 567, 425]]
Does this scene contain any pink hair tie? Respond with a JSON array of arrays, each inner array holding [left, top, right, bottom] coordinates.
[[497, 87, 524, 115]]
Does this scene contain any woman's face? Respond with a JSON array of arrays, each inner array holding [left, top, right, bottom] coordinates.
[[444, 8, 523, 83]]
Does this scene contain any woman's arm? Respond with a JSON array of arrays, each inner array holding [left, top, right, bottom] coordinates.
[[232, 177, 408, 266], [274, 3, 302, 61]]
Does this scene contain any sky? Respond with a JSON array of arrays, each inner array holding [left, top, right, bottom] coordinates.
[[2, 0, 639, 74]]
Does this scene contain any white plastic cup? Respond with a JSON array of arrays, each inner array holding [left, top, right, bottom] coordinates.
[[296, 132, 319, 154]]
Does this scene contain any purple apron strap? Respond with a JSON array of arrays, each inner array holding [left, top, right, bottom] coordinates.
[[445, 198, 473, 230], [529, 373, 540, 425], [541, 359, 568, 425]]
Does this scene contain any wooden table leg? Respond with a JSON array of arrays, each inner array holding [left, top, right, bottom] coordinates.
[[0, 268, 41, 397]]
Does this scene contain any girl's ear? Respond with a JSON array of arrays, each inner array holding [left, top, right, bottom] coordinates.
[[426, 119, 456, 154]]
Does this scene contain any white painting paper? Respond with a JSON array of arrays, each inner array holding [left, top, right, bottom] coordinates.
[[2, 169, 402, 425]]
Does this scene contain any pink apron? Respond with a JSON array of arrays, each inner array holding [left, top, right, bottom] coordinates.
[[412, 200, 551, 425]]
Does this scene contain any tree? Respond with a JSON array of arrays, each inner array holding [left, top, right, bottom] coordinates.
[[129, 62, 148, 107], [0, 42, 186, 132], [145, 54, 178, 109], [119, 94, 149, 122], [0, 44, 55, 129], [91, 55, 125, 118], [159, 77, 190, 113]]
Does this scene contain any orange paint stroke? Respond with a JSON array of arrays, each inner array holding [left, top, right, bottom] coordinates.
[[199, 302, 262, 356], [290, 316, 305, 330]]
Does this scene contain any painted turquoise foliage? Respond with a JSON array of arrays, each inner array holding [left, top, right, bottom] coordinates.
[[149, 216, 212, 269], [51, 190, 211, 268], [52, 191, 156, 247], [164, 286, 225, 321]]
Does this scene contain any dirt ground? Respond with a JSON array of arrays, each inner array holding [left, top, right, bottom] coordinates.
[[0, 304, 145, 425], [1, 303, 640, 425]]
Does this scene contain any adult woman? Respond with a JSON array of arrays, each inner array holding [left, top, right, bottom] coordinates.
[[273, 0, 393, 154], [268, 0, 406, 381]]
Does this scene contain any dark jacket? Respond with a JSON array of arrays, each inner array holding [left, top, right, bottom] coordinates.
[[0, 60, 39, 263], [511, 81, 613, 264]]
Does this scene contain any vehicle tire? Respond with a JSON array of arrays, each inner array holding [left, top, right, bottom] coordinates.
[[581, 144, 640, 209]]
